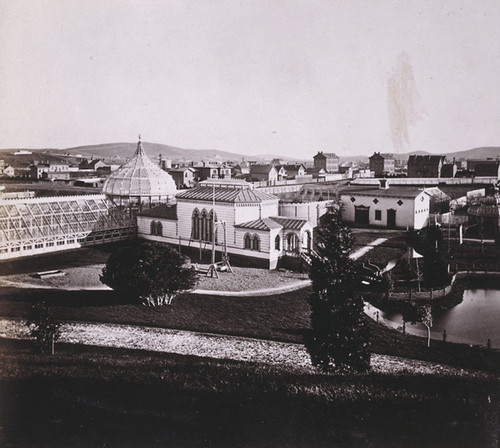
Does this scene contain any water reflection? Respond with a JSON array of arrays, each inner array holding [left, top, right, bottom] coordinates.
[[377, 289, 500, 348]]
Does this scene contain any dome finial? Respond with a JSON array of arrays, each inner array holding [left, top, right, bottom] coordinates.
[[138, 134, 141, 141]]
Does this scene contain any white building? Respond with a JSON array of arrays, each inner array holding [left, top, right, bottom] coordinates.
[[340, 182, 430, 229], [137, 179, 314, 269]]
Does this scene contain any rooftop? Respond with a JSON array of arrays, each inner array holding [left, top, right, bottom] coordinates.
[[176, 186, 278, 204]]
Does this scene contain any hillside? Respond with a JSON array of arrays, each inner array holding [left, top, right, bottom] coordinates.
[[62, 142, 256, 163]]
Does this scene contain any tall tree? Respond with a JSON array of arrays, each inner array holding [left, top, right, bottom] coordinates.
[[27, 301, 61, 355], [306, 206, 370, 372], [101, 241, 198, 306], [407, 226, 449, 288]]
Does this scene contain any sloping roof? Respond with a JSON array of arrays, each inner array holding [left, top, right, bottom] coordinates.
[[269, 216, 309, 230], [408, 155, 445, 167], [234, 217, 283, 231], [249, 164, 275, 175], [339, 186, 427, 199], [314, 152, 339, 159], [138, 204, 178, 220], [176, 186, 278, 203]]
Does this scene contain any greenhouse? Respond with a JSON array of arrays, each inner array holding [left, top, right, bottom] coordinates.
[[0, 194, 136, 260]]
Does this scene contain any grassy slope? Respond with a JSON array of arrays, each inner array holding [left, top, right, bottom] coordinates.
[[1, 339, 498, 448]]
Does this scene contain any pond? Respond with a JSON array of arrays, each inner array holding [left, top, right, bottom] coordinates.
[[377, 289, 500, 348]]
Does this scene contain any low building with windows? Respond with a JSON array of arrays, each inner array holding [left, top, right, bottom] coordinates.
[[137, 179, 314, 269], [339, 182, 431, 229]]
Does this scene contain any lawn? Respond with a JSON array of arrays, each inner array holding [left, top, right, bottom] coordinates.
[[0, 339, 497, 448], [1, 286, 498, 373]]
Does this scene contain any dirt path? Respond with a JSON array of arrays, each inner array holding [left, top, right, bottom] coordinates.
[[0, 318, 486, 377]]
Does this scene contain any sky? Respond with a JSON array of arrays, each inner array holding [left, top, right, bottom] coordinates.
[[1, 0, 499, 159]]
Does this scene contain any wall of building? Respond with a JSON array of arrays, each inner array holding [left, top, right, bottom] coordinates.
[[340, 192, 429, 230]]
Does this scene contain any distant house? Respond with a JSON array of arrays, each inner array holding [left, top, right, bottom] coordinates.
[[30, 164, 50, 179], [234, 161, 250, 175], [218, 164, 232, 179], [440, 163, 458, 178], [193, 164, 219, 181], [248, 164, 279, 183], [369, 152, 395, 176], [79, 159, 106, 171], [2, 165, 15, 177], [278, 164, 306, 180], [0, 160, 5, 174], [313, 151, 340, 173], [167, 167, 198, 188], [472, 162, 500, 179], [305, 167, 327, 179], [407, 155, 446, 178]]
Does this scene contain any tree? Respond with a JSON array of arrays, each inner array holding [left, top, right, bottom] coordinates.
[[306, 206, 370, 372], [406, 226, 449, 288], [27, 301, 61, 355], [100, 241, 198, 306], [402, 301, 433, 347]]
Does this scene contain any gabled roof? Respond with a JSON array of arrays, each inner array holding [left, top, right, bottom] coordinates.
[[269, 216, 309, 230], [234, 216, 310, 231], [314, 152, 339, 159], [138, 204, 178, 220], [339, 186, 428, 199], [176, 186, 277, 203], [234, 218, 283, 231], [408, 155, 445, 166], [249, 164, 276, 175]]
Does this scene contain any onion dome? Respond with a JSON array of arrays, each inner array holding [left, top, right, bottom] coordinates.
[[102, 137, 177, 202]]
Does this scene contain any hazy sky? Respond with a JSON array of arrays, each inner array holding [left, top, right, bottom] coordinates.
[[1, 0, 499, 158]]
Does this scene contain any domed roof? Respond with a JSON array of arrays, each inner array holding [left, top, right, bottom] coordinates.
[[102, 138, 177, 198]]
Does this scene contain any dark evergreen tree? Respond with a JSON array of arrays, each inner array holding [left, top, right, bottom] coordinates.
[[306, 206, 370, 372], [101, 241, 198, 306], [27, 301, 61, 355], [407, 226, 449, 288]]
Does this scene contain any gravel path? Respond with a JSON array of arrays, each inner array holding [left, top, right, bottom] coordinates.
[[0, 318, 487, 377]]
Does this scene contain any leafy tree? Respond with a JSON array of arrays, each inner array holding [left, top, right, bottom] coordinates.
[[402, 301, 433, 347], [27, 301, 61, 355], [101, 241, 198, 306], [306, 206, 370, 372]]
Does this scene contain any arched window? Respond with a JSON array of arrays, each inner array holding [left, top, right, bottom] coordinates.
[[201, 209, 208, 241], [244, 233, 252, 249], [150, 220, 157, 235], [156, 221, 163, 237], [275, 235, 281, 251], [252, 234, 260, 251], [192, 209, 200, 240]]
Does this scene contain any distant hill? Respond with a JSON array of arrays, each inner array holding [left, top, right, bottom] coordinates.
[[60, 142, 268, 163], [443, 147, 500, 160]]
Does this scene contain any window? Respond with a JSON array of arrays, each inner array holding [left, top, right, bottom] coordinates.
[[375, 210, 382, 221], [252, 234, 260, 251], [192, 208, 216, 242], [244, 233, 252, 249], [192, 209, 200, 240], [275, 235, 281, 250], [150, 221, 163, 236]]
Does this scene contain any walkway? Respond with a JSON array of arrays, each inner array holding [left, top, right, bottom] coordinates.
[[0, 318, 484, 377]]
